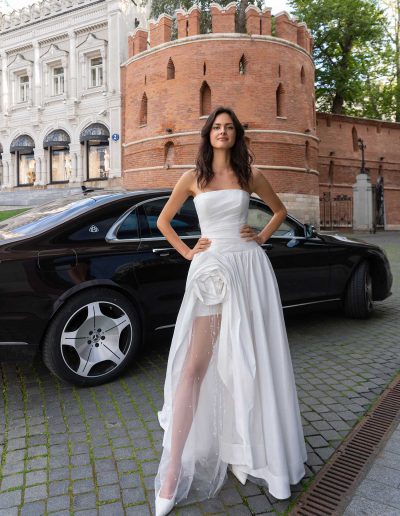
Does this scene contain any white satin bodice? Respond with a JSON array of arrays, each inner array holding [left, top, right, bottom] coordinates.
[[193, 189, 258, 252]]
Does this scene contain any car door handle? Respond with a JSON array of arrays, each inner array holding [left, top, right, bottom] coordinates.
[[261, 243, 273, 250], [152, 248, 176, 256]]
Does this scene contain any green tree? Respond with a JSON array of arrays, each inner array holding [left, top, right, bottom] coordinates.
[[289, 0, 388, 115], [380, 0, 400, 121]]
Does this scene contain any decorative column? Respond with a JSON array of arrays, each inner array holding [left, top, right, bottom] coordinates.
[[1, 52, 9, 113], [69, 30, 77, 99], [33, 41, 40, 106]]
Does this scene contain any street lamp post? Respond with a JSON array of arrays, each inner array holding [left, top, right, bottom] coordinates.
[[357, 137, 367, 174]]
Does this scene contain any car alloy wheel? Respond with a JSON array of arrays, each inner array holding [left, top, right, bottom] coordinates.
[[43, 288, 140, 386], [61, 300, 132, 378]]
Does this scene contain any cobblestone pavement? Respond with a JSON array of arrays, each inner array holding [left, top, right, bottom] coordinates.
[[0, 231, 399, 516]]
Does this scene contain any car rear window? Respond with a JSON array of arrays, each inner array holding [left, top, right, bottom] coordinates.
[[0, 194, 123, 240]]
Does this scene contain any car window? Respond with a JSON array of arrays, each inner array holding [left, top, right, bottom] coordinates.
[[116, 210, 139, 240], [52, 203, 135, 244], [248, 200, 300, 237], [141, 197, 200, 238]]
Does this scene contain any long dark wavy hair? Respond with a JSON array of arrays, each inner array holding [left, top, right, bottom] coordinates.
[[195, 106, 254, 190]]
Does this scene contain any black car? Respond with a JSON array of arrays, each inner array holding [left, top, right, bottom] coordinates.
[[0, 188, 392, 386]]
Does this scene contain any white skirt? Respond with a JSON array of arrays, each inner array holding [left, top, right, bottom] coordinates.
[[155, 243, 307, 506]]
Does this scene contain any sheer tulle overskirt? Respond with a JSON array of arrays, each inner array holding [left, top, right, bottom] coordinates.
[[155, 245, 307, 508]]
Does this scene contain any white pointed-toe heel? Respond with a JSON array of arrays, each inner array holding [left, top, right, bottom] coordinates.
[[155, 467, 182, 516], [231, 464, 247, 485], [155, 491, 175, 516]]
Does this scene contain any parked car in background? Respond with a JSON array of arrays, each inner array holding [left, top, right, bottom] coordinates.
[[0, 188, 392, 386]]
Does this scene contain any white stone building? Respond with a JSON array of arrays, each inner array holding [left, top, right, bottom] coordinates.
[[0, 0, 148, 203]]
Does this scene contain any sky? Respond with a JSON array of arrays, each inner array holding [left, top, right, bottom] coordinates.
[[1, 0, 292, 15]]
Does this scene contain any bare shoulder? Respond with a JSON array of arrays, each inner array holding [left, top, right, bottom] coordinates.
[[250, 165, 272, 192], [170, 169, 198, 199]]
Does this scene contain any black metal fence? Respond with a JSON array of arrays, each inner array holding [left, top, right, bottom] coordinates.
[[320, 192, 353, 229]]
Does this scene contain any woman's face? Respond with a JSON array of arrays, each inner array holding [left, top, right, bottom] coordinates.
[[209, 113, 236, 150]]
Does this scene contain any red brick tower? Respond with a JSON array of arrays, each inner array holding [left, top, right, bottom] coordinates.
[[122, 5, 318, 224]]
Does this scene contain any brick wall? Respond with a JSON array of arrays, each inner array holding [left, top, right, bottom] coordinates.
[[317, 113, 400, 229]]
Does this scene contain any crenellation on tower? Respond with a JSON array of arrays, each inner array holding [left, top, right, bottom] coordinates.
[[176, 5, 201, 38], [274, 11, 299, 45], [129, 27, 149, 58], [149, 13, 173, 48], [210, 2, 237, 34], [132, 4, 312, 54]]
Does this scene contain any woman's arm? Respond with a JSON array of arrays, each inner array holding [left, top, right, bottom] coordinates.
[[240, 167, 288, 244], [156, 170, 211, 260]]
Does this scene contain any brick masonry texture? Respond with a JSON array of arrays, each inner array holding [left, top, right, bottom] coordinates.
[[122, 5, 400, 231], [317, 113, 400, 229], [122, 5, 321, 225], [0, 230, 398, 514]]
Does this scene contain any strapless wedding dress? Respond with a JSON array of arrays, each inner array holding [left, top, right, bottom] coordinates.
[[155, 189, 307, 508]]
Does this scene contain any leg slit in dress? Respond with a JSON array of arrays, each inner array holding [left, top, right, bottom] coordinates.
[[157, 300, 223, 502]]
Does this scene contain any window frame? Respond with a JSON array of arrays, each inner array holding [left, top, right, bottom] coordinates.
[[52, 66, 65, 96], [89, 56, 103, 89], [18, 74, 30, 104]]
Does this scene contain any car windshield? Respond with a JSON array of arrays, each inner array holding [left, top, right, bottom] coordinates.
[[0, 195, 115, 240]]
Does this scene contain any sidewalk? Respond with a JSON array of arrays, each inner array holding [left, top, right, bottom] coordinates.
[[343, 420, 400, 515]]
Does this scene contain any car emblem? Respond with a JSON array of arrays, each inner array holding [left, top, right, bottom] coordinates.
[[89, 225, 99, 233]]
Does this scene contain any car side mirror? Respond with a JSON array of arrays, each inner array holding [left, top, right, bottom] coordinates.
[[304, 223, 316, 239]]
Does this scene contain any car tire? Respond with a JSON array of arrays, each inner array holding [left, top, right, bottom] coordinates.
[[43, 288, 140, 386], [344, 260, 374, 319]]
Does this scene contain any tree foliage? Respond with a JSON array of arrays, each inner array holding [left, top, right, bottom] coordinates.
[[289, 0, 391, 118]]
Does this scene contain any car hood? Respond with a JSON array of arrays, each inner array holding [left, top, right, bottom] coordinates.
[[318, 232, 383, 250]]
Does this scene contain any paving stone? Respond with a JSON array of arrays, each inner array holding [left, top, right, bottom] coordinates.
[[98, 484, 121, 502], [49, 479, 70, 497], [24, 483, 47, 502], [25, 470, 47, 486], [0, 508, 18, 516], [20, 501, 46, 516], [121, 486, 146, 505], [96, 470, 119, 486], [219, 487, 243, 505], [125, 504, 152, 515], [0, 473, 24, 491], [72, 479, 95, 495], [98, 501, 124, 515], [0, 490, 21, 509], [73, 492, 97, 510]]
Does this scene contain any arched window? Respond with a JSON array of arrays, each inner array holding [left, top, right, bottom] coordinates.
[[276, 83, 284, 117], [167, 58, 175, 80], [278, 64, 281, 77], [300, 66, 305, 84], [140, 93, 148, 125], [203, 62, 206, 75], [44, 129, 71, 183], [165, 142, 174, 168], [200, 81, 211, 116], [352, 127, 358, 152], [10, 134, 36, 185], [239, 54, 247, 75], [80, 123, 110, 180]]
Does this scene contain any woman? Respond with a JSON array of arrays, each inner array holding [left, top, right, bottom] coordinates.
[[154, 106, 307, 516]]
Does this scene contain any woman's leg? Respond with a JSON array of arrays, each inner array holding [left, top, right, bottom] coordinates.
[[159, 309, 221, 498]]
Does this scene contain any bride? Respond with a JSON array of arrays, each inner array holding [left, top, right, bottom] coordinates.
[[154, 106, 307, 516]]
